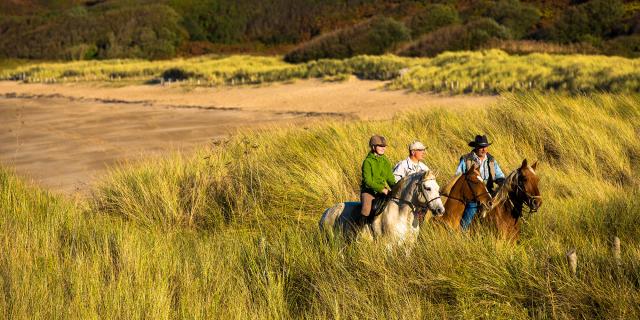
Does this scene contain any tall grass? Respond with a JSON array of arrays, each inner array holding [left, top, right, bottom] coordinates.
[[2, 50, 640, 94], [0, 54, 416, 85], [2, 93, 640, 318], [389, 50, 640, 94]]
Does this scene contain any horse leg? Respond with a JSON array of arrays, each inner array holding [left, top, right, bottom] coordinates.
[[508, 220, 521, 243]]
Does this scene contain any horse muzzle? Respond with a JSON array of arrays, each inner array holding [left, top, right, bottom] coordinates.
[[528, 197, 542, 212]]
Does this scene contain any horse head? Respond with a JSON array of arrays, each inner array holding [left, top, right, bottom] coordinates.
[[419, 171, 445, 216], [515, 159, 542, 212], [390, 171, 445, 217], [464, 163, 493, 211]]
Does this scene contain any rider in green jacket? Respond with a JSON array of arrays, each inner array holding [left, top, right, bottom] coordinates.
[[360, 135, 396, 219]]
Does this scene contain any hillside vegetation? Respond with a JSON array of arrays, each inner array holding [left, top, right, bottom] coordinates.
[[1, 0, 639, 60], [2, 93, 639, 318], [3, 51, 640, 95]]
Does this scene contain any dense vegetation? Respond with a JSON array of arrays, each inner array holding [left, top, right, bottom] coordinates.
[[2, 93, 639, 318], [3, 50, 640, 95], [1, 0, 639, 60], [284, 17, 411, 63]]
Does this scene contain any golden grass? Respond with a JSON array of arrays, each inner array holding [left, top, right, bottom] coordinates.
[[2, 50, 639, 95], [1, 93, 640, 318]]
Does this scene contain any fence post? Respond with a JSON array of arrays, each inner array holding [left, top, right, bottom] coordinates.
[[566, 248, 577, 275], [613, 236, 621, 266]]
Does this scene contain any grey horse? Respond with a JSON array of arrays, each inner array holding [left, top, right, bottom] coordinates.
[[319, 171, 445, 247]]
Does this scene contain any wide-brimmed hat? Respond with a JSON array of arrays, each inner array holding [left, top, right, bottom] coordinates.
[[408, 141, 426, 151], [369, 135, 387, 147], [468, 134, 492, 148]]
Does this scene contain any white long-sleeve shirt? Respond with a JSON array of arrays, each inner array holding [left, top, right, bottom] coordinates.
[[393, 157, 429, 182]]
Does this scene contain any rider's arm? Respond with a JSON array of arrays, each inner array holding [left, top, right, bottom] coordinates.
[[455, 158, 466, 176], [385, 158, 397, 188], [362, 159, 384, 193], [494, 160, 506, 180], [392, 160, 405, 183]]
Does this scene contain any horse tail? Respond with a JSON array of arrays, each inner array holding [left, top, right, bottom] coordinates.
[[318, 202, 346, 233]]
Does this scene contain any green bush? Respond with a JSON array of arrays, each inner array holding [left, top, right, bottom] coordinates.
[[161, 68, 198, 81], [461, 0, 541, 39], [409, 4, 460, 38], [284, 16, 410, 63], [550, 0, 625, 43], [399, 18, 510, 57], [603, 34, 640, 58], [0, 4, 187, 60]]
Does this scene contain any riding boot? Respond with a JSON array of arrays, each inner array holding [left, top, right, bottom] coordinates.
[[365, 212, 376, 225]]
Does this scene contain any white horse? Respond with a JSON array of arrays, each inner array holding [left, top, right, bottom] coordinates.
[[319, 171, 445, 247]]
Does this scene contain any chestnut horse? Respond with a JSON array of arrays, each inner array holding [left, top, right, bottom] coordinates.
[[478, 159, 542, 241], [431, 163, 493, 231]]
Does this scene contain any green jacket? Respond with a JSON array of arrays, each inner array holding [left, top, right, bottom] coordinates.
[[361, 152, 396, 194]]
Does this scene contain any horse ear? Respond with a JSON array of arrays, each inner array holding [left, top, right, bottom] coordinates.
[[520, 159, 528, 169], [531, 161, 538, 170], [466, 163, 477, 174]]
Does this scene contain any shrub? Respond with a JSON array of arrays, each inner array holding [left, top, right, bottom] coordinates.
[[161, 68, 197, 81], [603, 34, 640, 58], [550, 0, 625, 43], [462, 0, 541, 39], [399, 18, 510, 57], [409, 4, 460, 38], [284, 16, 410, 63], [0, 4, 187, 60]]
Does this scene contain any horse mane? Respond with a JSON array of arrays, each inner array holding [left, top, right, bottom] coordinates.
[[390, 171, 428, 202], [492, 170, 519, 207], [442, 174, 461, 197]]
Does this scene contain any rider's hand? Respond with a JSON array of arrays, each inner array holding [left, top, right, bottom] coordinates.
[[381, 188, 389, 195]]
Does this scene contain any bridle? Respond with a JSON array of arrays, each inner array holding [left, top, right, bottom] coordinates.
[[512, 172, 542, 214], [444, 173, 491, 205], [389, 176, 441, 213]]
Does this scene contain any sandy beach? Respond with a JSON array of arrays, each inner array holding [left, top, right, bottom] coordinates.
[[0, 79, 496, 193]]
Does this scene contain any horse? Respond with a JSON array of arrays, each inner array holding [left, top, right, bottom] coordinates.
[[477, 159, 542, 241], [319, 170, 445, 247], [431, 163, 493, 231]]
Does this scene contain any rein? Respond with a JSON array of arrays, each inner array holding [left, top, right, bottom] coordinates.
[[515, 173, 541, 214], [441, 174, 490, 205], [505, 171, 542, 217], [388, 177, 440, 213]]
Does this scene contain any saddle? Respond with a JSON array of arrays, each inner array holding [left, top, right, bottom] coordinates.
[[370, 194, 389, 217]]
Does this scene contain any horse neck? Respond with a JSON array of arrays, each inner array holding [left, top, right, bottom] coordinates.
[[391, 172, 423, 203], [438, 175, 471, 227], [441, 197, 466, 228], [450, 173, 474, 202], [489, 171, 523, 220]]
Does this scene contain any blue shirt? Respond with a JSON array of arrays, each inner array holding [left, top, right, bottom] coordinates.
[[455, 153, 505, 182]]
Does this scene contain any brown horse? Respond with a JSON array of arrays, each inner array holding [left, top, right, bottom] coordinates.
[[478, 159, 542, 241], [431, 163, 493, 231]]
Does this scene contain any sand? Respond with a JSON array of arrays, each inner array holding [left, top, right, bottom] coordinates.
[[0, 79, 497, 194]]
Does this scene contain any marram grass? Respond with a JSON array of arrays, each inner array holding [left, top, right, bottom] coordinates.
[[2, 50, 640, 95], [2, 93, 640, 318]]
